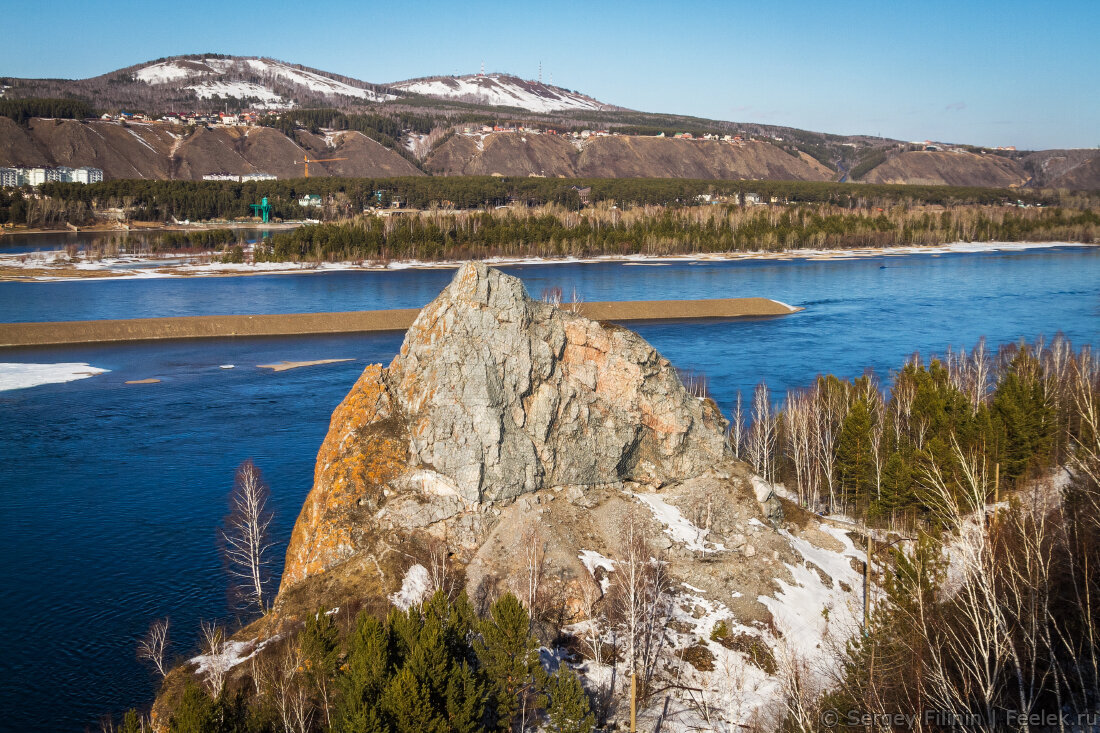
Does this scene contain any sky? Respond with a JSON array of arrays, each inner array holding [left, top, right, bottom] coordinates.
[[2, 0, 1097, 150]]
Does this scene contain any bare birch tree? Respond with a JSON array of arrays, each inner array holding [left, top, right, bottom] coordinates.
[[730, 390, 746, 461], [222, 459, 275, 614], [136, 617, 171, 678]]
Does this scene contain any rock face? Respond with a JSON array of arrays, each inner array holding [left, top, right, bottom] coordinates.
[[279, 263, 729, 593]]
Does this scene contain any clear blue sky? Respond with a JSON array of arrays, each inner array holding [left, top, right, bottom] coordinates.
[[3, 0, 1097, 150]]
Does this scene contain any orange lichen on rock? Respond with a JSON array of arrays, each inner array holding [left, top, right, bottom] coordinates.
[[279, 365, 408, 590]]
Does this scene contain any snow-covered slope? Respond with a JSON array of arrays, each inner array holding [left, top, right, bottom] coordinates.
[[391, 74, 606, 113], [131, 57, 394, 106]]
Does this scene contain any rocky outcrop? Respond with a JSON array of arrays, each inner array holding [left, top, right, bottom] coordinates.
[[862, 150, 1028, 187], [279, 262, 730, 595], [424, 133, 835, 181]]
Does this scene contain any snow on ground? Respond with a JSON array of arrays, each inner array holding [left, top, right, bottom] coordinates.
[[243, 59, 394, 101], [4, 242, 1091, 283], [758, 525, 863, 671], [393, 75, 601, 113], [135, 61, 203, 84], [124, 126, 159, 154], [389, 564, 431, 610], [0, 363, 108, 392], [190, 634, 282, 677], [631, 491, 725, 553], [578, 549, 615, 575], [578, 550, 615, 592], [187, 80, 288, 105]]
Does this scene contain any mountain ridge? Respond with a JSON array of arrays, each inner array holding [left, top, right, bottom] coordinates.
[[3, 54, 1098, 188]]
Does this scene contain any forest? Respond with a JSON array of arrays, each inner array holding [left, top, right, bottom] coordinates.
[[258, 204, 1098, 263], [741, 337, 1100, 730], [1, 177, 1074, 229]]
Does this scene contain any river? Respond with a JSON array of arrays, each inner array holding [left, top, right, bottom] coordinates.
[[0, 241, 1098, 730]]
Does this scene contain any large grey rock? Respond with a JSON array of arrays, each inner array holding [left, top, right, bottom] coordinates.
[[387, 262, 730, 503]]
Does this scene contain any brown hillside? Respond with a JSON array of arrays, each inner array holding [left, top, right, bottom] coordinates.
[[172, 127, 257, 180], [426, 133, 576, 176], [0, 117, 51, 167], [864, 150, 1027, 187], [578, 137, 833, 180], [237, 126, 312, 179], [325, 132, 424, 177], [425, 133, 834, 181], [1049, 157, 1100, 189], [26, 120, 173, 179], [422, 133, 480, 175]]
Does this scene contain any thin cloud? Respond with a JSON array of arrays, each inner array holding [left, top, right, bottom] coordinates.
[[945, 101, 967, 112]]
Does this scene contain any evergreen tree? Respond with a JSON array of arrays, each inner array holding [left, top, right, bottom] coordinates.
[[475, 593, 547, 731], [334, 613, 394, 733], [836, 397, 876, 510], [545, 664, 596, 733], [299, 608, 339, 726], [444, 660, 486, 733], [382, 666, 447, 733], [119, 709, 142, 733], [992, 361, 1053, 483]]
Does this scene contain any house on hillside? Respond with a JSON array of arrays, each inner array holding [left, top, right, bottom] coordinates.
[[743, 192, 763, 206], [298, 194, 323, 207], [571, 186, 592, 205]]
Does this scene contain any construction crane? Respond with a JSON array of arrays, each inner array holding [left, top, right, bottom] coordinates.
[[296, 156, 347, 178]]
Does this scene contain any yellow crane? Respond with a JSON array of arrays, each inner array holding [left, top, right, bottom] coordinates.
[[296, 156, 347, 178]]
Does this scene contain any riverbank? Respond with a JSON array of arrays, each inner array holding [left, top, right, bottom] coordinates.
[[0, 241, 1094, 282], [0, 298, 800, 346], [0, 221, 305, 237]]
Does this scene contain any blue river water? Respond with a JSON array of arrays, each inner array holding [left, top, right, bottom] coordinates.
[[1, 244, 1098, 730]]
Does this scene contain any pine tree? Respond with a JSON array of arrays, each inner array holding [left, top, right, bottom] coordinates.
[[475, 593, 547, 731], [545, 664, 596, 733], [334, 613, 394, 733], [119, 709, 142, 733], [835, 398, 875, 511], [382, 666, 447, 733], [445, 660, 486, 733], [299, 608, 339, 727]]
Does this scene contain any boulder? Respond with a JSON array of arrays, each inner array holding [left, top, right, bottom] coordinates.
[[278, 262, 730, 596]]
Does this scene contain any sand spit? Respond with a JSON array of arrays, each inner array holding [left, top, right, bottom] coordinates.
[[0, 298, 800, 348], [124, 378, 162, 384], [257, 359, 354, 372]]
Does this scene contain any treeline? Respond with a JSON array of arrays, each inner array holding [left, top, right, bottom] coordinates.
[[0, 97, 96, 125], [260, 204, 1098, 263], [6, 175, 1079, 228], [804, 340, 1100, 729], [116, 591, 594, 733], [736, 336, 1096, 527]]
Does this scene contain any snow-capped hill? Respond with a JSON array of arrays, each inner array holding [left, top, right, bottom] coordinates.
[[131, 56, 395, 107], [391, 74, 606, 113]]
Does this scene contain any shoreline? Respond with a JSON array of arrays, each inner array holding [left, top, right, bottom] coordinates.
[[0, 222, 306, 237], [0, 241, 1094, 283], [0, 298, 801, 347]]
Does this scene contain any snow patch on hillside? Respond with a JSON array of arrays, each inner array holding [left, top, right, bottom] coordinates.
[[759, 526, 863, 670], [390, 564, 431, 610], [188, 81, 288, 106], [0, 363, 109, 392], [393, 74, 602, 113], [244, 59, 394, 101], [632, 491, 725, 553]]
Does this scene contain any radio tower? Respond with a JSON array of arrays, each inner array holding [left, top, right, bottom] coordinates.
[[538, 61, 542, 84], [479, 61, 484, 77]]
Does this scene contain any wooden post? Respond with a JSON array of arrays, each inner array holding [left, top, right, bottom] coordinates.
[[863, 530, 872, 631], [994, 463, 1000, 505], [630, 672, 637, 732]]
